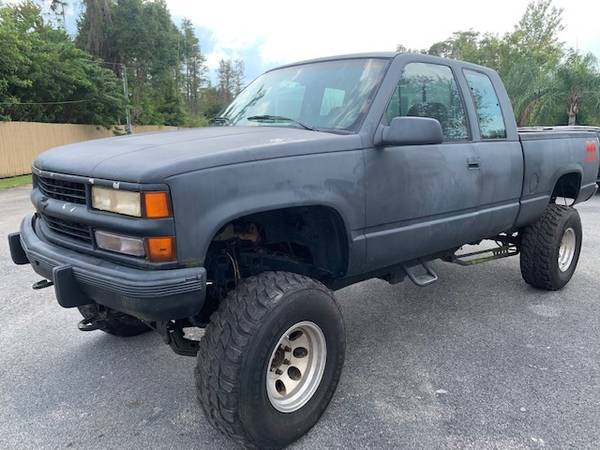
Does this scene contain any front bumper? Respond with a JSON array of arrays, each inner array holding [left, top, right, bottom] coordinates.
[[10, 214, 206, 321]]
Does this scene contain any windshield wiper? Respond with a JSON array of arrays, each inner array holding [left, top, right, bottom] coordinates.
[[246, 115, 317, 131]]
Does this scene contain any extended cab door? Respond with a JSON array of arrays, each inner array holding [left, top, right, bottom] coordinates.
[[460, 68, 523, 237], [364, 60, 481, 269]]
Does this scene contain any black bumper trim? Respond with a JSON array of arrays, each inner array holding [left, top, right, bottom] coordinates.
[[53, 265, 89, 308], [8, 232, 29, 265], [14, 214, 206, 321]]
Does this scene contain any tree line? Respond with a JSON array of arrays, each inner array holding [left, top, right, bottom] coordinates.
[[1, 0, 598, 128], [398, 0, 600, 126], [0, 0, 244, 127]]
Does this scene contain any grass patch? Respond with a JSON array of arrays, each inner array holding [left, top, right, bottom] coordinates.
[[0, 174, 32, 190]]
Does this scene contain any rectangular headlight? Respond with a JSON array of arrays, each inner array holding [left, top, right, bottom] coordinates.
[[95, 230, 145, 257], [92, 186, 141, 217]]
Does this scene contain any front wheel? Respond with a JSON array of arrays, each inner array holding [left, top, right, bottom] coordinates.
[[195, 271, 345, 449], [520, 204, 582, 290]]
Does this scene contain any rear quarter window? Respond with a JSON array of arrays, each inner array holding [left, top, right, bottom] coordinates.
[[464, 69, 507, 139]]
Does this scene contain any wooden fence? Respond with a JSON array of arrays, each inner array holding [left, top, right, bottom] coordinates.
[[0, 122, 176, 178]]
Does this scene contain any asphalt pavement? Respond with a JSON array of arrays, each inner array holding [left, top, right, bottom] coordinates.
[[1, 185, 600, 449]]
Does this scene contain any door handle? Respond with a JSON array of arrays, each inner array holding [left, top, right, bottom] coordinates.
[[467, 157, 481, 170]]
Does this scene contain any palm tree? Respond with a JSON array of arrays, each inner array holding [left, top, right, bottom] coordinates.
[[559, 52, 600, 125], [535, 52, 600, 125], [503, 59, 554, 126]]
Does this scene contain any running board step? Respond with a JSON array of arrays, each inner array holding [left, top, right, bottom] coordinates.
[[448, 244, 518, 266], [403, 261, 438, 287], [32, 279, 54, 290]]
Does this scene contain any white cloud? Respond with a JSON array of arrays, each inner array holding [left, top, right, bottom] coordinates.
[[167, 0, 600, 72]]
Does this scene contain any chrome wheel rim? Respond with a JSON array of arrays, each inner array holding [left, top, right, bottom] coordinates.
[[558, 227, 576, 272], [266, 321, 326, 413]]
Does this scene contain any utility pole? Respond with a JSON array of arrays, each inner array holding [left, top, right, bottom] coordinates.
[[121, 64, 133, 134]]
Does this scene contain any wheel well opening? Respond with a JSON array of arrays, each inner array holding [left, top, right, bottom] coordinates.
[[203, 206, 348, 305], [551, 172, 581, 204]]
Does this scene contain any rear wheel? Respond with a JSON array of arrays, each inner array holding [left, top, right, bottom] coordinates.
[[78, 304, 151, 337], [520, 204, 582, 290], [195, 271, 345, 449]]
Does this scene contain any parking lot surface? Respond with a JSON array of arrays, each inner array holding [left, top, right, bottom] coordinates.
[[2, 186, 600, 449]]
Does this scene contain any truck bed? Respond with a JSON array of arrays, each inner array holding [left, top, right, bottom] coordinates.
[[515, 129, 599, 228]]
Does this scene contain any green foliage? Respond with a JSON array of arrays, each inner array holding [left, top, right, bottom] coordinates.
[[533, 51, 600, 125], [108, 0, 186, 125], [509, 0, 564, 68], [0, 1, 125, 126], [404, 0, 600, 126], [182, 114, 209, 128], [181, 18, 207, 116], [199, 85, 228, 119], [75, 0, 241, 126], [0, 0, 240, 127], [14, 0, 595, 129], [216, 59, 245, 107]]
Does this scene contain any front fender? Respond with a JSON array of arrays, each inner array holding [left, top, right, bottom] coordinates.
[[166, 151, 367, 275]]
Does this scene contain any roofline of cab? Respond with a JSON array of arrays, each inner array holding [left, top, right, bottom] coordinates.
[[266, 52, 499, 74], [266, 52, 397, 72]]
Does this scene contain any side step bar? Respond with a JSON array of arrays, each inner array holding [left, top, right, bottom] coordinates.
[[403, 261, 439, 287], [447, 244, 518, 266], [387, 236, 519, 288]]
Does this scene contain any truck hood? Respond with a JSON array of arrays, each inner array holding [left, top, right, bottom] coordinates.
[[34, 126, 363, 183]]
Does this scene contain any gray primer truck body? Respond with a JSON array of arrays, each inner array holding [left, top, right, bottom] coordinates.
[[10, 52, 599, 321]]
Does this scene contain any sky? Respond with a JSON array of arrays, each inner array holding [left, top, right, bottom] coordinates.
[[163, 0, 600, 83], [54, 0, 600, 84]]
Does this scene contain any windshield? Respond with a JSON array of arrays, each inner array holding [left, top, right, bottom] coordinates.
[[217, 58, 388, 132]]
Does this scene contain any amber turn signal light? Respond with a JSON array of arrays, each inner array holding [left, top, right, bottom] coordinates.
[[143, 192, 171, 218], [146, 236, 176, 262]]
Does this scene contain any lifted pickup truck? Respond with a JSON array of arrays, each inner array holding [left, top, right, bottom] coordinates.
[[9, 53, 599, 448]]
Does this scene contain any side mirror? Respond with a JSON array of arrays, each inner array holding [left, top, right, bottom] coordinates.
[[381, 116, 443, 146]]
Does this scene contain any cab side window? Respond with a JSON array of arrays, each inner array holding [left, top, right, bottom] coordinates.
[[385, 63, 468, 141], [464, 69, 507, 139]]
